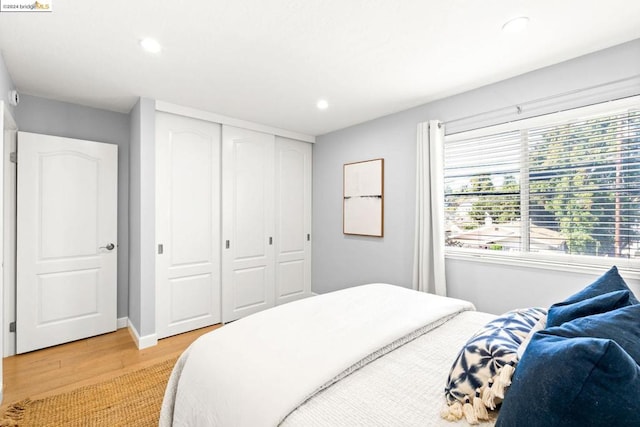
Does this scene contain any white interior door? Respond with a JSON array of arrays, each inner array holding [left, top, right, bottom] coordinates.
[[156, 112, 221, 339], [274, 137, 312, 305], [222, 125, 275, 322], [17, 131, 117, 354]]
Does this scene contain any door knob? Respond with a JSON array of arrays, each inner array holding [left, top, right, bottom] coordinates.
[[100, 243, 115, 251]]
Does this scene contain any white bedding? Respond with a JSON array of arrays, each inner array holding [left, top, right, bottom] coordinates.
[[282, 311, 497, 426], [160, 284, 475, 427]]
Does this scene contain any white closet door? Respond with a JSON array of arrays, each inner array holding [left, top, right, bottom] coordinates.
[[156, 112, 221, 339], [274, 137, 312, 305], [222, 125, 275, 322], [17, 132, 118, 354]]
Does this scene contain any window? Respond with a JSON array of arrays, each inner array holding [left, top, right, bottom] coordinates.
[[444, 98, 640, 262]]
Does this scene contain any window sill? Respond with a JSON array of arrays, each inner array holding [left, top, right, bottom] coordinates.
[[445, 248, 640, 281]]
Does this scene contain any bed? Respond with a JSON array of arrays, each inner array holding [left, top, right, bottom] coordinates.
[[159, 283, 495, 426], [160, 266, 640, 427]]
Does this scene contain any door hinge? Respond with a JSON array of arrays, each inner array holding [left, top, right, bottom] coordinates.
[[158, 244, 163, 254], [225, 240, 230, 249], [9, 322, 16, 333], [9, 152, 17, 163], [307, 233, 311, 241]]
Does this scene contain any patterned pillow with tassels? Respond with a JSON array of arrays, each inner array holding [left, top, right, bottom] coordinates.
[[441, 307, 547, 425]]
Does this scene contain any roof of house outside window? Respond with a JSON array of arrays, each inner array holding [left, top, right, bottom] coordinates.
[[447, 219, 565, 252]]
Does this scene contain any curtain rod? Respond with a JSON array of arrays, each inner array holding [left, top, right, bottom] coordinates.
[[443, 75, 640, 131]]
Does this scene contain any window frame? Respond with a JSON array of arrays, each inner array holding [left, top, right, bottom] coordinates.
[[443, 95, 640, 278]]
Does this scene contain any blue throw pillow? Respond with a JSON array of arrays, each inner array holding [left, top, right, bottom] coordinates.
[[560, 265, 638, 305], [546, 303, 640, 363], [546, 289, 631, 327], [496, 332, 640, 427]]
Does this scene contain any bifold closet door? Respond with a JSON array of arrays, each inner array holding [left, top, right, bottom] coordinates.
[[274, 137, 312, 305], [222, 125, 275, 323], [156, 112, 221, 339]]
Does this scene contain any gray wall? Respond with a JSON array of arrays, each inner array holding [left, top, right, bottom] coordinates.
[[15, 95, 130, 318], [445, 259, 638, 314], [0, 52, 16, 118], [128, 98, 156, 337], [313, 39, 640, 314]]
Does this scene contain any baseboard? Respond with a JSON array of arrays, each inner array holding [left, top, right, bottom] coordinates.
[[127, 320, 158, 350], [117, 317, 128, 329]]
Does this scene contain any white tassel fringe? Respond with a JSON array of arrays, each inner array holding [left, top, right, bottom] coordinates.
[[462, 396, 479, 425], [440, 401, 463, 421], [491, 360, 516, 399], [444, 360, 518, 423], [473, 389, 489, 421]]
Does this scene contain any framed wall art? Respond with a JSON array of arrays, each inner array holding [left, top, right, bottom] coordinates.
[[343, 158, 384, 237]]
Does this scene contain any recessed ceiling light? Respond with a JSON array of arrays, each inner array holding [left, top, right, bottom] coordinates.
[[317, 99, 329, 110], [502, 16, 530, 33], [140, 37, 162, 53]]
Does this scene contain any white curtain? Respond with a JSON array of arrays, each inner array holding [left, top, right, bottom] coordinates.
[[413, 120, 447, 296]]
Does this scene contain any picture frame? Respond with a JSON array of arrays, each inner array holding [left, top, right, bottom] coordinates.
[[343, 158, 384, 237]]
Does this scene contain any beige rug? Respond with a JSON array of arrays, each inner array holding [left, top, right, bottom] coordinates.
[[0, 358, 176, 426]]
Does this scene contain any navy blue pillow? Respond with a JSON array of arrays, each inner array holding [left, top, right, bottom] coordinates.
[[496, 332, 640, 427], [546, 303, 640, 363], [546, 289, 631, 327], [560, 265, 638, 305]]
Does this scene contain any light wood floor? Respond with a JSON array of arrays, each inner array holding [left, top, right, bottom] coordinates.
[[0, 324, 221, 411]]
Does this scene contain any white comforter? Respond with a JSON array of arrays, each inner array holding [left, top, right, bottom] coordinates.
[[160, 284, 475, 427], [282, 310, 497, 426]]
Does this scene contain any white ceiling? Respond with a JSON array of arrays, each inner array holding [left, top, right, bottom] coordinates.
[[1, 0, 639, 136]]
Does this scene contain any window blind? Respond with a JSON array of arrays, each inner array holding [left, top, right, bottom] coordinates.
[[444, 104, 640, 260]]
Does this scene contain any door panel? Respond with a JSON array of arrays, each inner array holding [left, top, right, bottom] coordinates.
[[170, 274, 214, 322], [39, 269, 99, 323], [277, 260, 305, 298], [234, 141, 269, 259], [233, 266, 267, 309], [17, 131, 117, 354], [222, 125, 275, 322], [156, 112, 221, 339], [40, 152, 99, 258], [274, 137, 312, 304]]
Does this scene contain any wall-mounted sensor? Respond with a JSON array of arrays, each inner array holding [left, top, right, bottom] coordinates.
[[8, 90, 19, 106]]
